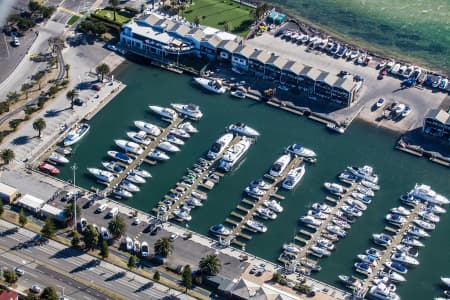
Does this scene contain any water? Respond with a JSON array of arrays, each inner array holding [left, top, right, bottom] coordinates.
[[270, 0, 450, 73], [58, 64, 450, 299]]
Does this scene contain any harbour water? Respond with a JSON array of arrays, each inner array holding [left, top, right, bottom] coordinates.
[[58, 64, 450, 299]]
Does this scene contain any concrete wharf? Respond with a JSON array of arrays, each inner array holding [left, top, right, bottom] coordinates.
[[224, 156, 303, 249]]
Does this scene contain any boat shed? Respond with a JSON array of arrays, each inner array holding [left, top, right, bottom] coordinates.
[[40, 204, 66, 223], [0, 182, 18, 203], [15, 194, 45, 213]]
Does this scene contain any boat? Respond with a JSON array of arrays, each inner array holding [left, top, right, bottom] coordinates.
[[425, 203, 446, 214], [48, 152, 69, 164], [132, 167, 151, 178], [173, 207, 192, 221], [218, 137, 252, 172], [230, 90, 246, 99], [335, 210, 356, 223], [324, 182, 346, 194], [439, 78, 449, 90], [63, 123, 90, 146], [87, 168, 115, 183], [126, 172, 146, 184], [346, 165, 378, 184], [332, 217, 351, 229], [327, 123, 345, 134], [354, 262, 372, 274], [178, 122, 198, 133], [366, 248, 383, 259], [269, 154, 292, 177], [191, 190, 207, 200], [164, 133, 185, 146], [158, 141, 180, 153], [147, 149, 170, 161], [375, 98, 385, 108], [307, 209, 328, 220], [400, 194, 419, 206], [206, 133, 234, 160], [245, 185, 265, 197], [385, 213, 407, 226], [311, 245, 331, 257], [228, 122, 260, 137], [125, 237, 133, 251], [345, 198, 367, 211], [339, 172, 359, 183], [299, 215, 322, 227], [134, 121, 161, 136], [357, 185, 375, 197], [246, 219, 267, 233], [349, 49, 359, 60], [209, 224, 231, 236], [330, 43, 340, 55], [112, 188, 132, 198], [341, 204, 363, 217], [357, 254, 378, 266], [186, 197, 202, 207], [249, 179, 270, 190], [391, 252, 419, 266], [326, 225, 346, 238], [170, 103, 203, 120], [372, 233, 392, 247], [283, 244, 300, 254], [338, 275, 363, 289], [148, 105, 178, 120], [263, 200, 283, 213], [441, 277, 450, 288], [391, 63, 401, 74], [127, 131, 152, 145], [378, 270, 406, 283], [194, 77, 227, 94], [432, 76, 442, 88], [390, 206, 411, 216], [120, 180, 140, 193], [286, 144, 317, 158], [282, 164, 306, 190], [39, 162, 60, 175], [107, 151, 133, 164], [316, 238, 335, 251], [55, 146, 72, 156], [170, 128, 190, 139], [401, 106, 411, 117], [418, 210, 440, 223], [413, 219, 435, 230], [402, 235, 424, 247], [384, 261, 408, 274], [256, 207, 277, 220], [115, 139, 143, 155], [357, 53, 366, 64], [368, 283, 400, 300], [410, 184, 449, 205], [312, 203, 331, 214], [102, 161, 124, 173], [395, 244, 419, 258], [351, 192, 372, 204], [408, 225, 430, 238]]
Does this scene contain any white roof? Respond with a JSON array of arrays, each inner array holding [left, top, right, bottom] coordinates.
[[16, 194, 45, 210], [126, 22, 173, 45], [203, 26, 237, 41], [41, 204, 64, 217], [0, 182, 17, 197]]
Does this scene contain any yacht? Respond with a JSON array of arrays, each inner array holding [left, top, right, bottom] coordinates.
[[349, 49, 359, 60], [341, 204, 363, 217], [331, 217, 351, 229], [441, 277, 450, 288], [326, 225, 346, 237], [147, 149, 170, 161], [283, 244, 300, 254], [307, 209, 328, 220], [357, 185, 375, 197], [401, 236, 424, 247], [173, 207, 192, 221], [178, 122, 198, 133], [246, 219, 267, 233], [115, 140, 143, 155], [126, 172, 146, 184], [316, 238, 335, 251], [132, 167, 151, 178], [390, 206, 411, 216], [120, 180, 140, 193], [338, 275, 363, 289], [351, 192, 372, 204], [312, 203, 331, 214], [335, 211, 356, 224], [148, 105, 178, 120], [112, 188, 133, 198], [48, 152, 69, 164], [191, 190, 207, 200], [87, 168, 115, 183], [245, 185, 265, 197], [230, 90, 246, 99], [228, 122, 260, 137], [209, 224, 231, 236], [164, 133, 184, 146], [345, 198, 367, 211], [286, 144, 316, 158], [63, 123, 90, 146], [400, 194, 419, 206], [384, 261, 408, 274], [269, 154, 292, 177], [134, 121, 161, 136], [170, 103, 203, 120], [194, 77, 227, 94], [127, 131, 152, 145], [299, 215, 322, 227], [418, 210, 440, 223], [311, 245, 331, 257], [256, 207, 277, 220], [378, 270, 406, 283], [282, 164, 306, 190], [354, 262, 372, 274], [186, 197, 202, 207], [55, 146, 72, 156], [346, 165, 378, 184], [206, 133, 234, 160], [368, 283, 401, 300], [102, 161, 124, 173], [373, 233, 392, 247], [170, 128, 190, 139], [409, 184, 449, 205], [425, 203, 446, 214], [395, 244, 419, 257], [158, 141, 180, 153], [413, 219, 435, 230], [218, 137, 252, 172], [385, 213, 407, 226], [249, 179, 271, 190], [263, 200, 283, 213], [366, 248, 383, 259], [339, 172, 359, 183], [391, 252, 419, 266], [324, 182, 346, 194], [357, 254, 378, 266], [327, 123, 345, 134]]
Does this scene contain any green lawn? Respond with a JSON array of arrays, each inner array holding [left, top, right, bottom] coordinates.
[[94, 9, 132, 25], [67, 15, 80, 26], [183, 0, 255, 36]]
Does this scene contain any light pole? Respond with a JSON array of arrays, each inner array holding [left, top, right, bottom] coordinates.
[[71, 163, 78, 229]]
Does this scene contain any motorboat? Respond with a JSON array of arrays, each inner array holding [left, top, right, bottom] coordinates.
[[346, 165, 378, 184], [401, 106, 411, 117], [55, 146, 72, 156], [246, 219, 267, 233], [357, 53, 366, 65], [282, 164, 306, 190], [249, 179, 270, 190], [127, 131, 152, 145], [409, 184, 449, 205], [393, 104, 406, 116], [357, 185, 375, 197], [418, 210, 440, 223], [133, 240, 140, 253], [178, 122, 198, 133], [148, 105, 178, 120], [439, 78, 449, 90], [368, 283, 400, 300], [335, 211, 356, 224], [324, 182, 346, 194], [390, 206, 411, 216], [134, 121, 161, 136], [307, 209, 328, 220], [125, 237, 133, 251], [311, 203, 331, 214], [115, 139, 143, 155], [391, 63, 401, 74], [210, 224, 231, 236], [63, 123, 90, 146], [432, 76, 442, 88], [286, 144, 317, 158], [283, 244, 300, 254], [425, 203, 446, 214], [401, 236, 424, 247], [256, 207, 277, 220], [385, 213, 407, 226], [338, 275, 363, 289], [269, 154, 292, 177], [343, 48, 353, 58], [119, 179, 140, 193], [186, 197, 202, 207], [395, 244, 419, 257], [245, 185, 265, 197], [391, 252, 419, 266], [147, 149, 170, 161], [107, 151, 133, 164], [218, 137, 252, 172], [326, 225, 346, 238], [230, 90, 246, 99], [400, 194, 419, 206], [263, 200, 283, 213], [102, 161, 125, 173], [126, 172, 146, 184], [48, 152, 69, 164], [158, 141, 180, 153], [341, 204, 363, 217], [330, 43, 340, 55], [384, 261, 408, 274], [366, 248, 383, 259], [354, 262, 372, 274], [228, 122, 260, 137], [373, 233, 392, 247], [191, 190, 207, 200], [299, 215, 322, 227], [331, 217, 351, 230], [173, 207, 192, 221], [441, 277, 450, 288], [349, 49, 359, 60], [164, 133, 185, 146], [345, 198, 367, 211], [311, 245, 331, 257], [132, 167, 151, 178], [326, 123, 345, 134], [206, 133, 234, 160], [170, 128, 190, 139], [351, 192, 372, 204], [87, 168, 115, 183], [39, 162, 60, 175], [339, 172, 359, 183], [413, 219, 435, 230], [194, 77, 227, 94], [316, 238, 335, 251], [170, 103, 203, 120], [357, 254, 378, 266], [378, 270, 406, 283], [112, 188, 132, 198]]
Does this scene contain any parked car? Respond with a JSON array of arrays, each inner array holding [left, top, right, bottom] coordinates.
[[95, 204, 108, 213], [15, 267, 25, 276], [30, 285, 41, 293], [169, 233, 179, 241]]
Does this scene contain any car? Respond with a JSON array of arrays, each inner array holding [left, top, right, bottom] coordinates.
[[83, 199, 95, 208], [63, 191, 74, 201], [402, 106, 412, 117], [169, 233, 178, 241], [339, 70, 351, 78], [79, 218, 88, 232], [74, 98, 84, 106], [91, 84, 101, 91], [95, 204, 108, 213], [133, 218, 142, 225], [30, 285, 41, 293], [106, 44, 117, 51], [376, 98, 385, 108], [12, 37, 20, 47], [15, 267, 25, 276], [150, 225, 162, 236]]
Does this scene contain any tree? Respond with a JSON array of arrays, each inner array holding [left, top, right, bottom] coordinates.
[[64, 202, 80, 223], [24, 291, 38, 300], [64, 64, 70, 78], [100, 240, 109, 259], [224, 21, 233, 32], [19, 208, 27, 227], [21, 83, 31, 98], [83, 224, 99, 250], [109, 0, 120, 22], [3, 268, 18, 285], [32, 117, 46, 137], [154, 237, 173, 258], [29, 1, 40, 11], [199, 254, 221, 276], [66, 89, 79, 109], [178, 4, 186, 16], [127, 255, 137, 271], [6, 91, 20, 103], [1, 149, 15, 165], [71, 230, 80, 248], [194, 16, 200, 27], [40, 286, 58, 300], [107, 215, 126, 239], [95, 63, 110, 81], [182, 265, 192, 292], [41, 215, 56, 238], [153, 271, 160, 281]]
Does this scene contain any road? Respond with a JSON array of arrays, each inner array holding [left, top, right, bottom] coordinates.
[[0, 219, 195, 300]]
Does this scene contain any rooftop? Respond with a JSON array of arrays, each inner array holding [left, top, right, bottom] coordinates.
[[425, 108, 450, 124], [124, 22, 174, 45]]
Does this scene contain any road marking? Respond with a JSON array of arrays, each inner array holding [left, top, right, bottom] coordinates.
[[1, 33, 10, 58]]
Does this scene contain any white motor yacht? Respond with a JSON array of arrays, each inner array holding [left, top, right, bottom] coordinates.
[[345, 198, 367, 211], [170, 128, 190, 139], [148, 105, 178, 120], [395, 244, 419, 258], [283, 244, 300, 254], [282, 164, 306, 190], [269, 154, 292, 177], [206, 133, 234, 160], [178, 121, 198, 133], [346, 165, 379, 184], [373, 233, 392, 247], [48, 152, 69, 164], [102, 161, 124, 173], [132, 167, 151, 178], [245, 185, 265, 197], [286, 144, 317, 158], [390, 206, 411, 216], [63, 123, 90, 146], [409, 183, 449, 205], [311, 245, 331, 257], [316, 238, 335, 251], [186, 197, 203, 207], [134, 121, 161, 136], [147, 149, 170, 161], [230, 90, 246, 99], [299, 215, 322, 227], [170, 103, 203, 120], [120, 180, 140, 193], [112, 188, 133, 199], [402, 235, 424, 247], [307, 209, 328, 220], [324, 182, 346, 194], [357, 184, 375, 197], [441, 277, 450, 288], [173, 208, 192, 221], [338, 275, 363, 289], [87, 168, 115, 183], [413, 219, 435, 230], [164, 133, 184, 146], [357, 254, 378, 266], [246, 219, 267, 233], [361, 179, 380, 190], [366, 248, 383, 259], [326, 225, 346, 237], [368, 283, 401, 300], [418, 210, 440, 223], [341, 205, 363, 217], [378, 270, 406, 283], [331, 217, 351, 229], [194, 77, 227, 94], [311, 203, 331, 214], [263, 200, 283, 213], [158, 141, 180, 153], [354, 262, 372, 274], [126, 172, 146, 184], [256, 207, 277, 220], [407, 225, 430, 238], [218, 137, 252, 172], [425, 204, 446, 214], [115, 139, 144, 155], [391, 252, 419, 266], [228, 122, 260, 137], [249, 179, 271, 190], [127, 131, 152, 145], [351, 192, 372, 204], [385, 213, 407, 226], [210, 224, 231, 236], [107, 151, 133, 164]]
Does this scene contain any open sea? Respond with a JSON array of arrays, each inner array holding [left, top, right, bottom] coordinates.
[[58, 64, 450, 299]]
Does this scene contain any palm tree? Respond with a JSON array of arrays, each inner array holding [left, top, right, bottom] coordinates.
[[64, 64, 70, 78], [1, 149, 15, 165], [95, 63, 110, 82], [66, 89, 79, 109], [154, 237, 173, 257], [32, 117, 46, 138], [178, 3, 186, 16], [199, 254, 221, 276], [109, 0, 120, 22], [64, 202, 80, 223], [224, 21, 233, 32], [194, 16, 200, 27], [107, 215, 126, 239]]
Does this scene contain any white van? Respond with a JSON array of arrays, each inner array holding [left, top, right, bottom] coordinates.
[[107, 207, 119, 218], [95, 204, 108, 213]]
